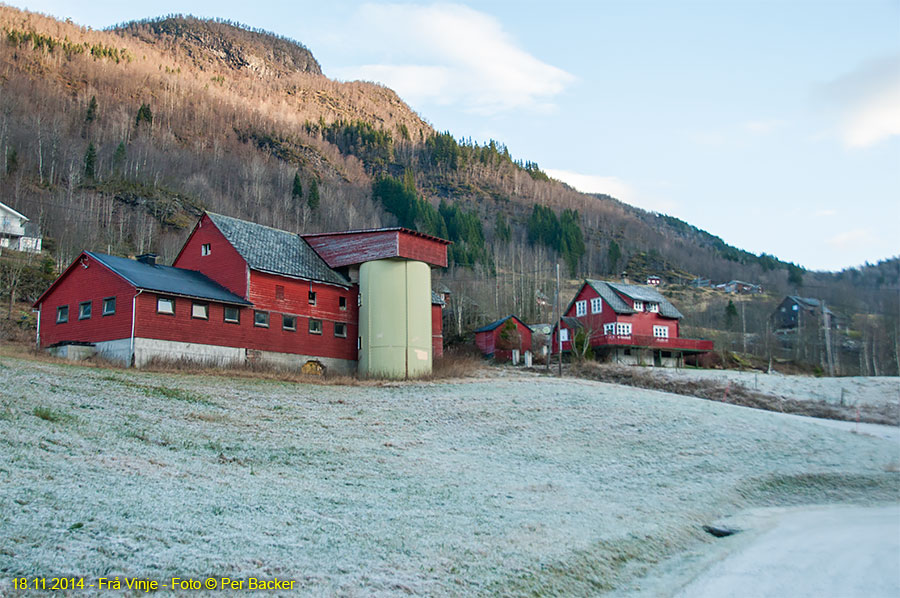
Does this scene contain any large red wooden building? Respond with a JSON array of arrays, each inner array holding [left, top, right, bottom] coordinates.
[[553, 279, 712, 367], [34, 213, 449, 375]]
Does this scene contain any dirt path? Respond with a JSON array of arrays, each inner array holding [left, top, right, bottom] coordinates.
[[673, 505, 900, 598]]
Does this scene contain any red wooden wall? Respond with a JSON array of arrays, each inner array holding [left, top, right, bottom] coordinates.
[[37, 254, 135, 347], [431, 303, 443, 358], [173, 214, 249, 298]]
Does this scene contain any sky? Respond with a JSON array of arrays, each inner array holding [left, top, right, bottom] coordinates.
[[7, 0, 899, 271]]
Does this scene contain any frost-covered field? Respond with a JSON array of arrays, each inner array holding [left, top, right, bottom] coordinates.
[[1, 357, 897, 596], [649, 368, 900, 409]]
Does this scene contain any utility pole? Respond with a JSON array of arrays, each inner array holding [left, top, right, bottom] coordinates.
[[556, 263, 562, 377], [740, 298, 747, 354], [822, 299, 835, 376]]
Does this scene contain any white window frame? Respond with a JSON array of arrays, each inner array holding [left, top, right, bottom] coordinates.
[[603, 322, 615, 336], [308, 291, 317, 306], [653, 325, 669, 339], [616, 322, 632, 336], [201, 243, 211, 256], [224, 306, 240, 323], [590, 297, 602, 314], [254, 310, 269, 328], [283, 314, 297, 331], [559, 328, 570, 342], [102, 297, 116, 316], [191, 302, 209, 320], [78, 301, 92, 320], [575, 300, 587, 317], [633, 300, 644, 312], [648, 303, 659, 313], [309, 318, 323, 335], [334, 322, 347, 338], [157, 297, 175, 315]]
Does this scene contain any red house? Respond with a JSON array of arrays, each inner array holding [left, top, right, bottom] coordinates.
[[34, 213, 450, 376], [552, 279, 712, 367], [474, 315, 533, 362]]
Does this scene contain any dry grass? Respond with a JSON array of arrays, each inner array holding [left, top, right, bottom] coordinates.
[[570, 362, 900, 426]]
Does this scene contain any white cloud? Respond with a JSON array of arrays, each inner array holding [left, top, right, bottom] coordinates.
[[743, 119, 785, 135], [331, 3, 574, 115], [821, 55, 900, 149], [815, 209, 837, 218], [826, 228, 875, 250]]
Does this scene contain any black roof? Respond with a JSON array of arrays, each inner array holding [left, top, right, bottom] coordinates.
[[88, 252, 251, 305], [207, 212, 350, 287], [474, 314, 528, 333]]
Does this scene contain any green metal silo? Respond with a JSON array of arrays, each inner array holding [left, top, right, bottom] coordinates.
[[358, 259, 432, 378]]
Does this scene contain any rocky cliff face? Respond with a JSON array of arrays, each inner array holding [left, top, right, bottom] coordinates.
[[115, 16, 322, 78]]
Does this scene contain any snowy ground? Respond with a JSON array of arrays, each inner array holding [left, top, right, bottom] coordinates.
[[651, 368, 899, 410], [1, 357, 898, 596]]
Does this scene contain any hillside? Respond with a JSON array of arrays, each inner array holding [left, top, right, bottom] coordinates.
[[0, 6, 896, 373], [0, 355, 897, 595]]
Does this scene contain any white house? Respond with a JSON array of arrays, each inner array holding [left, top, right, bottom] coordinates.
[[0, 201, 42, 253]]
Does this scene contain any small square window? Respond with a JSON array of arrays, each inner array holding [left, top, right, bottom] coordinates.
[[224, 306, 240, 323], [78, 301, 92, 320], [254, 311, 269, 328], [275, 285, 285, 300], [309, 318, 322, 335], [157, 297, 174, 315], [334, 322, 347, 338], [56, 305, 69, 323], [308, 291, 317, 306], [283, 314, 297, 331], [339, 296, 347, 310], [102, 297, 116, 316], [192, 303, 209, 319], [201, 243, 211, 256]]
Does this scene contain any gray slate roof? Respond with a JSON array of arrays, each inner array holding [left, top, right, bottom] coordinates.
[[207, 212, 350, 287], [789, 296, 834, 316], [88, 252, 251, 305], [431, 290, 445, 306], [584, 279, 684, 319]]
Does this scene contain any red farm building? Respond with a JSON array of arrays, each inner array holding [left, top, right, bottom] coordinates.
[[34, 213, 450, 377], [552, 279, 712, 367], [474, 315, 533, 362]]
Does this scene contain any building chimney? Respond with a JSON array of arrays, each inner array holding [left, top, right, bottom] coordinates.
[[136, 253, 158, 266]]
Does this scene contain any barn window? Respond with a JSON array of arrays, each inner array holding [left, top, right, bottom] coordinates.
[[56, 305, 69, 323], [275, 285, 285, 300], [309, 318, 322, 335], [224, 306, 240, 323], [283, 314, 297, 331], [633, 300, 644, 312], [575, 300, 587, 317], [254, 311, 269, 328], [308, 291, 317, 306], [102, 297, 116, 316], [339, 296, 347, 310], [192, 303, 209, 320], [201, 243, 211, 256], [78, 301, 92, 320], [334, 322, 347, 338], [653, 325, 669, 339], [157, 297, 175, 315], [590, 298, 602, 313]]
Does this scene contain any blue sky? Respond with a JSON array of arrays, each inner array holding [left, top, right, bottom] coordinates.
[[8, 0, 899, 271]]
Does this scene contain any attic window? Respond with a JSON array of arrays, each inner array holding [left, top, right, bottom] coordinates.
[[633, 300, 644, 312], [201, 243, 211, 256], [590, 298, 602, 313], [103, 297, 116, 316], [648, 303, 659, 313], [575, 300, 587, 317], [56, 305, 69, 324], [339, 296, 347, 310], [308, 291, 317, 306]]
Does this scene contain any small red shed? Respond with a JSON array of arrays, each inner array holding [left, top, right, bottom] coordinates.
[[474, 315, 532, 362]]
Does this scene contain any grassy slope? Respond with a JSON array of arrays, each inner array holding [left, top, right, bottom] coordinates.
[[0, 357, 897, 596]]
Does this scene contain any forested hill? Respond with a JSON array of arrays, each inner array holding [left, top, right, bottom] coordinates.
[[0, 6, 895, 329]]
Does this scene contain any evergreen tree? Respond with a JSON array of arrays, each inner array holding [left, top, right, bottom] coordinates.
[[307, 178, 320, 210], [6, 148, 17, 175], [85, 95, 98, 123], [292, 171, 303, 200], [725, 299, 738, 329], [608, 240, 622, 272], [135, 103, 153, 127], [112, 141, 126, 174], [788, 264, 804, 288], [494, 212, 511, 243], [83, 142, 97, 180]]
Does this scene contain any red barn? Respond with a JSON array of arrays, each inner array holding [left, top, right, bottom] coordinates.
[[34, 213, 450, 376], [474, 315, 533, 362], [552, 279, 712, 367]]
